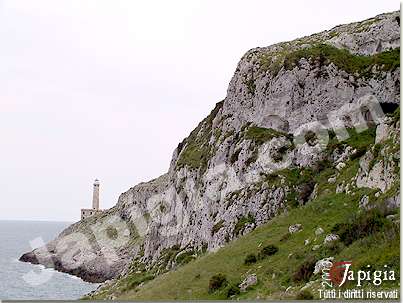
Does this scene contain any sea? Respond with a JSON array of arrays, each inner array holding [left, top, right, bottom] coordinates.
[[0, 220, 99, 300]]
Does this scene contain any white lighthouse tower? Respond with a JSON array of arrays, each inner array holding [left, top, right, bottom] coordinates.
[[81, 179, 103, 220], [92, 179, 100, 210]]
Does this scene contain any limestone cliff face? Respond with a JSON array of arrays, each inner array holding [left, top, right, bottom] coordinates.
[[20, 11, 400, 284], [223, 11, 399, 132]]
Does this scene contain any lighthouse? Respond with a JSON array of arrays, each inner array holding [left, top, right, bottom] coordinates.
[[81, 179, 103, 220], [92, 179, 100, 210]]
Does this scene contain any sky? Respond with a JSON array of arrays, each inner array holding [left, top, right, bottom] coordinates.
[[0, 0, 399, 221]]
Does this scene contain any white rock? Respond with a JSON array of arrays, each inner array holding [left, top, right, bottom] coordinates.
[[239, 274, 258, 292], [386, 214, 396, 221], [324, 234, 340, 244], [328, 177, 337, 184], [336, 183, 345, 193], [315, 227, 324, 236], [312, 245, 321, 251], [359, 195, 370, 209], [313, 257, 334, 274], [385, 194, 400, 210], [356, 150, 396, 193], [336, 162, 346, 171], [289, 224, 303, 233]]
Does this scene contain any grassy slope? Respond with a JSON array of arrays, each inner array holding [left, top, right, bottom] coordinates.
[[109, 132, 400, 300], [95, 125, 399, 300], [120, 194, 357, 300], [117, 189, 398, 300]]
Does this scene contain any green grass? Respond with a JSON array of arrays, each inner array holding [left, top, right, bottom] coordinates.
[[233, 214, 256, 236], [244, 78, 256, 95], [176, 101, 223, 171], [244, 126, 290, 144], [112, 189, 392, 300], [259, 44, 400, 78], [176, 142, 210, 170], [283, 44, 399, 78], [89, 182, 399, 300], [342, 127, 376, 150], [245, 149, 258, 167], [212, 220, 225, 235], [390, 106, 400, 125]]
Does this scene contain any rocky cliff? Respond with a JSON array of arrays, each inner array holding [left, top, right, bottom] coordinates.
[[20, 11, 400, 294]]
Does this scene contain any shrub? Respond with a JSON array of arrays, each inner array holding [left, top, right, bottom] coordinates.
[[313, 159, 332, 173], [245, 149, 258, 167], [304, 130, 317, 146], [208, 273, 227, 293], [226, 284, 241, 297], [230, 149, 241, 164], [272, 151, 284, 162], [331, 209, 390, 246], [212, 220, 225, 235], [106, 226, 118, 240], [350, 146, 367, 160], [244, 253, 257, 265], [296, 289, 314, 300], [292, 257, 316, 282], [280, 232, 290, 242], [125, 273, 154, 290], [261, 244, 279, 257], [159, 203, 166, 213], [323, 241, 344, 255], [176, 251, 195, 265], [390, 106, 400, 124], [234, 214, 255, 236], [297, 182, 315, 204], [245, 78, 256, 95]]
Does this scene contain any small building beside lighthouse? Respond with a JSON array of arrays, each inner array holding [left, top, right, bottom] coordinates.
[[81, 179, 103, 220]]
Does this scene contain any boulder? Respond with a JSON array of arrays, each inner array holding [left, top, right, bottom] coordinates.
[[359, 195, 370, 210], [336, 162, 346, 171], [328, 177, 337, 184], [385, 194, 400, 211], [289, 224, 303, 234], [313, 257, 334, 274], [239, 274, 258, 292], [312, 245, 321, 251], [323, 234, 340, 244], [315, 227, 324, 236]]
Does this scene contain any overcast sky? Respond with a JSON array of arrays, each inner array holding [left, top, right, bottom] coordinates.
[[0, 0, 398, 221]]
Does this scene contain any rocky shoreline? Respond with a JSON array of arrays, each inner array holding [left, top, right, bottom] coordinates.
[[19, 251, 107, 283]]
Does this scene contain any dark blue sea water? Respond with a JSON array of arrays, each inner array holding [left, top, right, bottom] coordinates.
[[0, 220, 99, 300]]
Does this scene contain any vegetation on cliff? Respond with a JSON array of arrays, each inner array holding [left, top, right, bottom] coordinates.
[[259, 44, 400, 78], [175, 101, 224, 172]]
